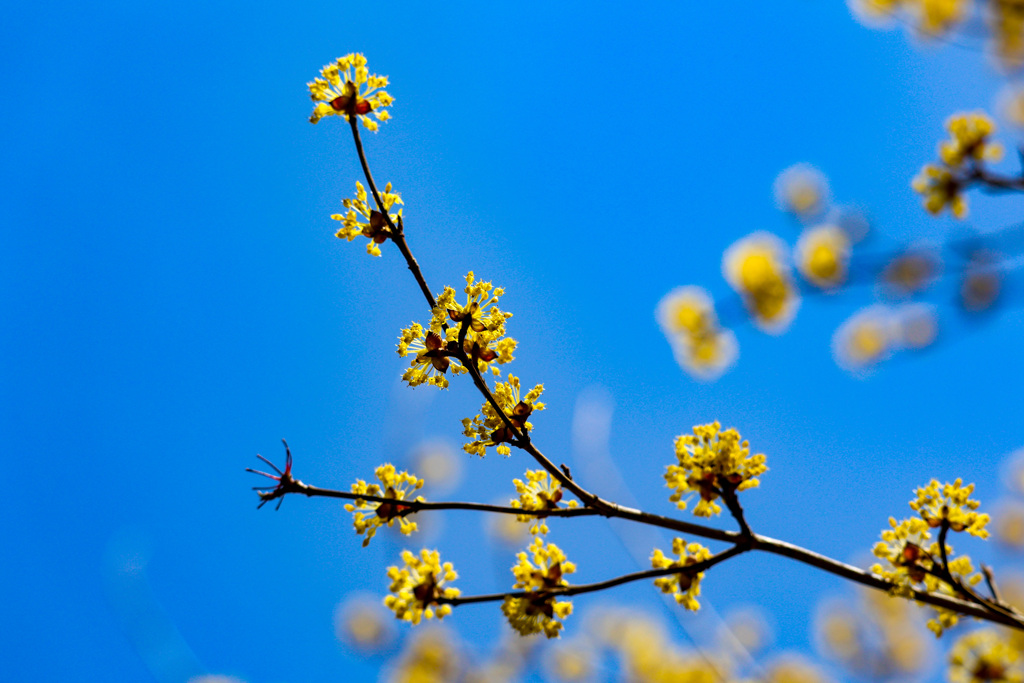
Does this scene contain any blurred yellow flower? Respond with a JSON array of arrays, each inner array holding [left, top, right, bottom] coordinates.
[[774, 164, 830, 218], [656, 286, 738, 380], [723, 232, 800, 333], [950, 629, 1024, 683], [940, 112, 1003, 168], [912, 164, 967, 218], [832, 306, 894, 373], [989, 2, 1024, 70], [795, 224, 851, 289], [308, 53, 394, 130]]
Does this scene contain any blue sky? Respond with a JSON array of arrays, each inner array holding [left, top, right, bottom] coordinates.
[[3, 1, 1024, 680]]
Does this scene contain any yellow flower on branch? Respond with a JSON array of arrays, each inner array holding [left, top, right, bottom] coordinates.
[[651, 537, 712, 610], [345, 464, 425, 547], [909, 479, 990, 538], [385, 549, 460, 624], [950, 629, 1024, 683], [501, 537, 576, 638], [331, 181, 403, 257], [912, 164, 967, 218], [990, 2, 1024, 70], [870, 516, 983, 635], [308, 53, 394, 130], [940, 113, 1004, 168], [462, 374, 545, 456], [510, 469, 579, 535], [723, 232, 800, 333], [397, 272, 517, 390], [664, 422, 767, 517], [795, 224, 851, 290]]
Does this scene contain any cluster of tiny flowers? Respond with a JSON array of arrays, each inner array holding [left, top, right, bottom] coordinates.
[[665, 422, 767, 517], [501, 537, 575, 638], [871, 516, 983, 635], [913, 113, 1003, 219], [795, 224, 851, 290], [774, 163, 830, 219], [910, 479, 990, 538], [397, 272, 516, 389], [722, 232, 800, 334], [656, 286, 738, 381], [510, 469, 579, 535], [308, 53, 393, 130], [650, 538, 712, 611], [462, 374, 545, 456], [384, 549, 460, 624], [949, 629, 1024, 683], [345, 464, 425, 547], [331, 181, 403, 257]]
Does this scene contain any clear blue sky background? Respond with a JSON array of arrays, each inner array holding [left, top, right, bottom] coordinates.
[[3, 1, 1024, 681]]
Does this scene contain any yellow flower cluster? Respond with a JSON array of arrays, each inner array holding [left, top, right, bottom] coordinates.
[[510, 469, 579, 535], [723, 232, 800, 334], [501, 537, 576, 638], [991, 1, 1024, 69], [462, 374, 545, 456], [950, 629, 1024, 683], [871, 516, 983, 635], [384, 549, 460, 624], [664, 422, 767, 517], [308, 53, 393, 130], [795, 224, 851, 290], [910, 479, 990, 537], [774, 163, 830, 219], [397, 272, 517, 389], [650, 537, 712, 611], [655, 286, 738, 381], [913, 113, 1003, 219], [331, 181, 403, 257], [345, 464, 425, 547]]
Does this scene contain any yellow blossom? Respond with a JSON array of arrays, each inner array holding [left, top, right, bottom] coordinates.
[[950, 629, 1024, 683], [722, 232, 800, 333], [330, 181, 403, 257], [308, 53, 394, 130], [832, 306, 895, 373], [397, 272, 517, 389], [795, 224, 851, 289], [510, 469, 579, 535], [871, 516, 983, 635], [656, 286, 738, 381], [940, 113, 1003, 168], [909, 478, 990, 538], [881, 250, 941, 297], [384, 549, 460, 624], [913, 0, 972, 36], [345, 464, 425, 547], [774, 163, 830, 218], [462, 374, 545, 457], [994, 500, 1024, 549], [912, 164, 967, 218], [650, 537, 712, 610], [990, 2, 1024, 69], [664, 422, 767, 517], [501, 537, 576, 638], [389, 626, 461, 683]]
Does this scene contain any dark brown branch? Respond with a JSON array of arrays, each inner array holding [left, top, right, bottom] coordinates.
[[441, 543, 747, 606]]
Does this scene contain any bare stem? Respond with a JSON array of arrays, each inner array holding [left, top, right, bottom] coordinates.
[[442, 543, 747, 606]]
